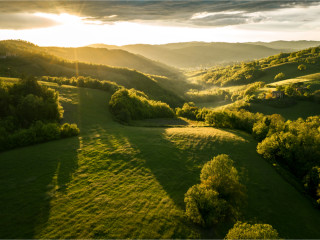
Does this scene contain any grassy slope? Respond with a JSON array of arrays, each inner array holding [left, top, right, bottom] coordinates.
[[1, 81, 320, 238], [257, 62, 320, 84]]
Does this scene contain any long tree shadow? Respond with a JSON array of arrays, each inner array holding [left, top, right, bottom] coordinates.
[[0, 136, 79, 239]]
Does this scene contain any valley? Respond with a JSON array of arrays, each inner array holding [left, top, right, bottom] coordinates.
[[1, 39, 320, 239]]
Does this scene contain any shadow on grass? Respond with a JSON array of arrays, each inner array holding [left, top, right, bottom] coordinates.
[[0, 136, 80, 239]]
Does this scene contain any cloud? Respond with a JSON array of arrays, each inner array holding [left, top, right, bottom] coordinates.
[[0, 13, 59, 29], [0, 0, 319, 29]]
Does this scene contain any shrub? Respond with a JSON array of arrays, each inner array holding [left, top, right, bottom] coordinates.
[[274, 72, 285, 81], [225, 222, 279, 239], [298, 64, 307, 71], [60, 123, 80, 138]]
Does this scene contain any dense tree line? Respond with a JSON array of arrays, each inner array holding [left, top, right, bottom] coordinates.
[[40, 76, 122, 94], [0, 77, 79, 151], [256, 116, 320, 203], [109, 88, 175, 123]]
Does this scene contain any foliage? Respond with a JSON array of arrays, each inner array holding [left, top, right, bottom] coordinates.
[[109, 88, 175, 122], [184, 154, 246, 227], [203, 62, 264, 86], [60, 123, 80, 138], [200, 46, 320, 87], [0, 77, 79, 151], [298, 64, 307, 71], [225, 222, 279, 239], [274, 72, 285, 81], [304, 166, 320, 203], [40, 76, 122, 94], [257, 116, 320, 203], [276, 82, 312, 99], [205, 109, 263, 133]]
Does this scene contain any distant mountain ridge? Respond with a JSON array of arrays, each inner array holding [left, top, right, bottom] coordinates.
[[89, 41, 320, 69]]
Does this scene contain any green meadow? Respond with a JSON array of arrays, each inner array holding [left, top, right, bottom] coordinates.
[[1, 82, 320, 238]]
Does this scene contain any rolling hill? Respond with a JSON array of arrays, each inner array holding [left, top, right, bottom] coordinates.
[[200, 46, 320, 86], [89, 42, 283, 69], [89, 41, 320, 69], [44, 46, 181, 78], [0, 40, 184, 106], [246, 40, 320, 51]]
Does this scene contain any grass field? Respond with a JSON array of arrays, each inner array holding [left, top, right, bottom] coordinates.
[[1, 81, 320, 238]]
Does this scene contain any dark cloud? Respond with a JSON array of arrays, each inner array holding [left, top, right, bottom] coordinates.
[[0, 0, 319, 29]]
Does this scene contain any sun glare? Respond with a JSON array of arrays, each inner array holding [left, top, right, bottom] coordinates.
[[33, 12, 83, 25]]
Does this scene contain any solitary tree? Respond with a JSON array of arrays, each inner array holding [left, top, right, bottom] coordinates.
[[274, 72, 285, 81], [184, 154, 246, 227]]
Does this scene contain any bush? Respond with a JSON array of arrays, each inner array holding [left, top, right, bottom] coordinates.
[[184, 154, 246, 227], [60, 123, 80, 138], [274, 72, 285, 81], [298, 64, 307, 71], [225, 222, 279, 239], [109, 88, 175, 122]]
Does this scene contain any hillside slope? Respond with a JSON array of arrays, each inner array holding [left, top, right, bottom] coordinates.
[[201, 46, 320, 86], [44, 46, 181, 78], [1, 81, 320, 239], [0, 40, 183, 106]]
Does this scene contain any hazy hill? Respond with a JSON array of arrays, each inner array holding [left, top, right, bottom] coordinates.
[[246, 41, 320, 51], [89, 42, 281, 69], [89, 41, 320, 69], [0, 40, 184, 106], [44, 46, 181, 78]]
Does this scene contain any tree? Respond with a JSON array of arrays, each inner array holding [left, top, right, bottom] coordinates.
[[184, 184, 228, 226], [184, 154, 246, 227], [304, 166, 320, 200], [274, 72, 285, 81], [298, 64, 307, 71], [225, 222, 279, 239]]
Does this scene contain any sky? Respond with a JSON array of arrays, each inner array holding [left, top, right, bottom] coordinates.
[[0, 0, 320, 47]]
